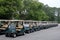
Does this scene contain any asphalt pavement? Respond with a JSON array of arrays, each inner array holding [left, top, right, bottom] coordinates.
[[0, 24, 60, 40]]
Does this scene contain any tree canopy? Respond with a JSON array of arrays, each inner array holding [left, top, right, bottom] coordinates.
[[0, 0, 60, 22]]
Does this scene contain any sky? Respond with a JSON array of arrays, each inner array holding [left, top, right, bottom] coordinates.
[[39, 0, 60, 8]]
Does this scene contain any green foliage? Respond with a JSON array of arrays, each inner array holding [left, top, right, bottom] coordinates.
[[57, 8, 60, 23], [43, 5, 56, 21], [0, 0, 58, 21], [22, 0, 49, 21], [0, 0, 18, 19]]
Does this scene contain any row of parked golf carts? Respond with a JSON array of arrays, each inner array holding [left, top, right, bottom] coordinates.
[[0, 20, 58, 38]]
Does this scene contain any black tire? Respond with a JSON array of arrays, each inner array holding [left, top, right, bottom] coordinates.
[[12, 34, 16, 38], [32, 29, 35, 32], [27, 30, 30, 34], [30, 30, 32, 33], [0, 33, 2, 35], [5, 33, 9, 37], [35, 29, 37, 31], [22, 32, 25, 35], [34, 29, 36, 31]]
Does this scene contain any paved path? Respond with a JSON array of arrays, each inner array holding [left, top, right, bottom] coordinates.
[[0, 24, 60, 40]]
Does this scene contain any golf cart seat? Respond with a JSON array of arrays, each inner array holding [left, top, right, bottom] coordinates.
[[0, 24, 8, 30], [2, 24, 8, 28], [29, 24, 33, 28], [16, 25, 23, 31]]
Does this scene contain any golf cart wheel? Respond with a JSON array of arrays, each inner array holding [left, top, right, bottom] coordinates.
[[27, 30, 30, 34], [12, 34, 16, 38], [0, 33, 2, 35], [5, 33, 9, 37], [22, 32, 25, 35]]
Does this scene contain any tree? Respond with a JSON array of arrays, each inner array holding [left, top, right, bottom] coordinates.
[[24, 0, 49, 21], [0, 0, 17, 19], [0, 0, 50, 21], [43, 5, 56, 21]]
